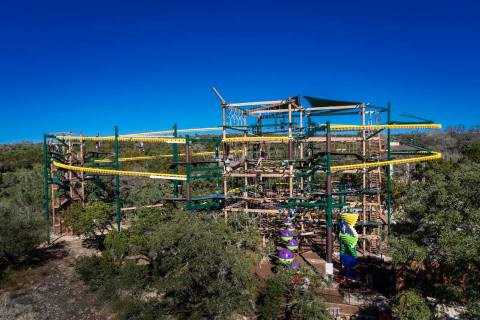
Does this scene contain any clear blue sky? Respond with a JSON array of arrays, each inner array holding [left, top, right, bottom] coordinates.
[[1, 0, 479, 143]]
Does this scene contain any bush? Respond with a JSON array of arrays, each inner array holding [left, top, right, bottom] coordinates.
[[76, 254, 118, 290], [0, 166, 46, 265], [78, 209, 262, 318], [392, 289, 432, 320], [63, 201, 115, 238], [259, 269, 328, 320]]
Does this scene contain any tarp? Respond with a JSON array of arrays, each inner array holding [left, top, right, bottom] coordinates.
[[303, 96, 360, 108]]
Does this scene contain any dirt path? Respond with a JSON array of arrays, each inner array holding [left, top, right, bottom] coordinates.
[[0, 236, 112, 320]]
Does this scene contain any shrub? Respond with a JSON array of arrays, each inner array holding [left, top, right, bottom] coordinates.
[[76, 255, 118, 290], [63, 201, 115, 238], [259, 269, 328, 320], [0, 166, 46, 265], [78, 209, 262, 318], [392, 289, 432, 320]]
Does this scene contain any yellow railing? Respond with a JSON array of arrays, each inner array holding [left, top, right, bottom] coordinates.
[[330, 124, 441, 131], [55, 135, 186, 144], [94, 151, 216, 163], [52, 161, 187, 180], [331, 152, 442, 171]]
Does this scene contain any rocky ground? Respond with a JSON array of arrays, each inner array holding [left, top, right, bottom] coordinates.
[[0, 236, 112, 320]]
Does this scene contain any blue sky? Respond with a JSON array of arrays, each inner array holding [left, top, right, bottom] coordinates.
[[1, 0, 479, 143]]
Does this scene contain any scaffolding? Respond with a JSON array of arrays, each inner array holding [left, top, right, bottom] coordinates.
[[43, 90, 442, 282]]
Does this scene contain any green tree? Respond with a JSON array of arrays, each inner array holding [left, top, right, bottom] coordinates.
[[259, 269, 328, 320], [392, 289, 432, 320], [390, 158, 480, 309], [63, 201, 115, 238], [0, 165, 46, 265], [78, 208, 262, 319]]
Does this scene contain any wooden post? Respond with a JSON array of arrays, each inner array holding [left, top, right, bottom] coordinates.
[[361, 104, 367, 253]]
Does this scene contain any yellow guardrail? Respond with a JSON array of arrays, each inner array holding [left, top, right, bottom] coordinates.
[[55, 135, 186, 144], [94, 151, 217, 163], [54, 151, 441, 178], [55, 124, 441, 144], [223, 136, 290, 143], [330, 124, 441, 131], [52, 161, 187, 180], [124, 127, 222, 136], [331, 151, 442, 171]]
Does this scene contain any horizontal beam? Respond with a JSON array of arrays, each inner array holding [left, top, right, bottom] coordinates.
[[94, 151, 216, 163], [226, 100, 286, 107], [306, 105, 359, 111], [55, 135, 186, 144], [331, 152, 442, 171], [223, 136, 289, 143], [53, 161, 187, 180], [331, 123, 442, 131]]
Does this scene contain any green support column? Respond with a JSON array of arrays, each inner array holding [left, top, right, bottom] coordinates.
[[43, 134, 50, 243], [172, 123, 179, 198], [386, 103, 392, 233], [185, 135, 191, 210], [114, 126, 121, 231], [325, 121, 333, 287]]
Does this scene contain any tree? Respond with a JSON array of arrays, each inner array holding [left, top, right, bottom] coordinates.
[[78, 208, 262, 318], [391, 289, 432, 320], [389, 157, 480, 309], [0, 165, 46, 266], [63, 201, 115, 238], [460, 141, 480, 162], [259, 269, 328, 320]]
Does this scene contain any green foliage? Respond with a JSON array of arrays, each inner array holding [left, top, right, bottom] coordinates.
[[63, 201, 115, 237], [122, 178, 170, 207], [461, 302, 480, 320], [390, 149, 480, 308], [79, 208, 262, 318], [259, 269, 328, 320], [260, 271, 288, 319], [0, 165, 46, 264], [76, 254, 119, 290], [460, 141, 480, 162], [0, 143, 42, 173], [388, 236, 428, 267], [391, 289, 432, 320]]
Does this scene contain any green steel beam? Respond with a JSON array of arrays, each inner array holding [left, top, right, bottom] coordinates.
[[114, 126, 121, 231], [387, 103, 392, 233], [172, 123, 179, 198], [189, 166, 223, 172], [189, 173, 223, 180], [43, 134, 50, 243], [185, 135, 191, 210], [326, 121, 333, 287]]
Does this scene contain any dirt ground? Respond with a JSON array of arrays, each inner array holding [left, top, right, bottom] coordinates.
[[0, 236, 112, 320]]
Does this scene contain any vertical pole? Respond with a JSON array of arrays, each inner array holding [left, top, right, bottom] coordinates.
[[95, 135, 101, 199], [288, 103, 293, 197], [172, 123, 179, 198], [114, 126, 121, 231], [307, 114, 313, 190], [43, 134, 50, 243], [387, 102, 392, 233], [361, 104, 367, 252], [299, 110, 304, 193], [326, 121, 333, 287], [222, 104, 228, 219], [243, 113, 248, 209], [185, 135, 191, 209]]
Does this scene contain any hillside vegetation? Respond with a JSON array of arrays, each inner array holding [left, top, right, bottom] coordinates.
[[1, 127, 479, 319]]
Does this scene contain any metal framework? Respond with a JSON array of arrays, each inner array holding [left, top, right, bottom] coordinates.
[[43, 90, 442, 283]]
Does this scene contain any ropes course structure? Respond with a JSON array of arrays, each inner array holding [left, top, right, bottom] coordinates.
[[43, 89, 442, 287]]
